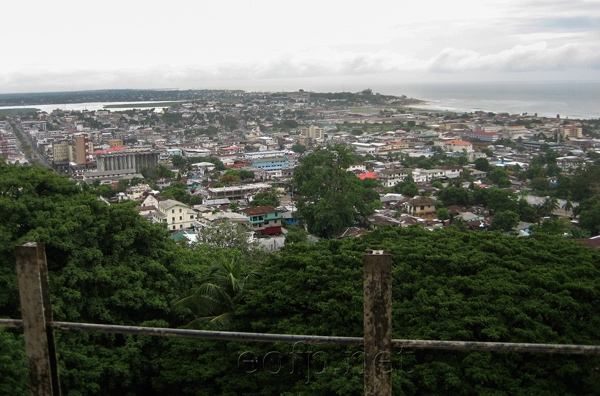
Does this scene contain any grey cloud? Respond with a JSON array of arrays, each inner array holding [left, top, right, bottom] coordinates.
[[428, 43, 600, 73], [0, 55, 401, 94], [521, 16, 600, 32]]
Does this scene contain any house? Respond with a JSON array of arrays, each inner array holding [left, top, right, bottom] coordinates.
[[126, 184, 153, 201], [378, 168, 411, 188], [152, 199, 197, 231], [404, 196, 437, 219], [155, 177, 173, 189], [357, 172, 379, 180], [347, 163, 367, 173], [444, 140, 473, 152], [367, 214, 402, 229], [240, 206, 283, 235], [331, 227, 368, 239]]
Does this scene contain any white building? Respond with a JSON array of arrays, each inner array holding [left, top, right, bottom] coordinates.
[[152, 199, 197, 231]]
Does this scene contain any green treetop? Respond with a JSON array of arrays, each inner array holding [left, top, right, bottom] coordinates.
[[293, 145, 377, 236]]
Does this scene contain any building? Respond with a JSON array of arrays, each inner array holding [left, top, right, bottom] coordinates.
[[107, 138, 123, 147], [556, 156, 585, 171], [240, 206, 282, 235], [74, 134, 93, 165], [560, 126, 583, 139], [378, 168, 411, 188], [300, 125, 325, 140], [152, 199, 197, 231], [404, 196, 437, 219], [352, 142, 385, 154], [467, 131, 501, 142], [378, 141, 409, 152], [96, 150, 159, 173], [52, 140, 70, 164], [244, 151, 296, 170], [206, 183, 271, 200], [412, 166, 462, 182], [444, 140, 473, 153]]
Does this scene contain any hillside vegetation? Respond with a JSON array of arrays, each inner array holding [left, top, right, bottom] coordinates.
[[1, 161, 599, 395]]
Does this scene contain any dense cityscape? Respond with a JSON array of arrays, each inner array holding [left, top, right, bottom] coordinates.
[[1, 88, 600, 395], [1, 89, 599, 241]]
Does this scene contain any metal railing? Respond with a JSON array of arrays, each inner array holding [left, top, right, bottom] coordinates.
[[2, 243, 600, 396]]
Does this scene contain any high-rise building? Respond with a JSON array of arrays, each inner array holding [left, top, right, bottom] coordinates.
[[74, 134, 93, 165], [52, 140, 70, 164], [300, 125, 324, 139]]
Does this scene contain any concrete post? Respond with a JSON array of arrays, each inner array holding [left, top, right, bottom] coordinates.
[[364, 250, 392, 396], [15, 242, 60, 396]]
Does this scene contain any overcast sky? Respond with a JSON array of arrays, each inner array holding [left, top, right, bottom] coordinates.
[[1, 0, 599, 94]]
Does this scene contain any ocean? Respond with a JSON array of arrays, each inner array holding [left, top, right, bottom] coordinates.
[[374, 81, 600, 120]]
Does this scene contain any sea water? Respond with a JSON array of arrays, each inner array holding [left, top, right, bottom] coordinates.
[[374, 81, 599, 120]]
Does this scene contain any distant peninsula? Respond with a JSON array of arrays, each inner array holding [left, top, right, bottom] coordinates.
[[0, 88, 423, 108]]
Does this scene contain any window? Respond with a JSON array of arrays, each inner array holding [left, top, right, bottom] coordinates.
[[172, 210, 175, 213], [179, 216, 182, 220], [172, 217, 175, 222], [179, 209, 182, 213]]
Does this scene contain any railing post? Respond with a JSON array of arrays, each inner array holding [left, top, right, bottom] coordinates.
[[363, 250, 392, 396], [15, 242, 60, 396]]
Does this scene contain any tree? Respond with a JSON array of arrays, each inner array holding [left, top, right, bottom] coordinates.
[[116, 179, 129, 192], [535, 197, 559, 219], [159, 182, 189, 203], [474, 157, 490, 172], [482, 188, 519, 214], [293, 145, 376, 236], [0, 161, 217, 394], [530, 217, 571, 236], [280, 119, 299, 129], [238, 170, 255, 180], [223, 227, 600, 395], [579, 206, 600, 235], [518, 198, 539, 223], [174, 255, 259, 327], [292, 144, 306, 154], [172, 154, 187, 169], [250, 190, 280, 207], [437, 186, 472, 206], [432, 180, 444, 189], [284, 225, 308, 244], [195, 220, 262, 259], [487, 167, 511, 187], [490, 210, 520, 231], [437, 208, 450, 222], [155, 164, 175, 178], [394, 174, 419, 197]]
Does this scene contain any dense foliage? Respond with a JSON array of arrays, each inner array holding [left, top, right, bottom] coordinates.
[[0, 162, 222, 395], [2, 161, 600, 395], [148, 227, 600, 395], [293, 145, 378, 236]]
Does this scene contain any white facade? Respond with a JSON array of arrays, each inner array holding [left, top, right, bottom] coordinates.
[[152, 199, 197, 231]]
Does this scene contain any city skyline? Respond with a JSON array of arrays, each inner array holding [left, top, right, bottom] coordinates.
[[2, 0, 599, 94]]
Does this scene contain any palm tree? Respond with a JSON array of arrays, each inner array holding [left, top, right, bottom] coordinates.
[[562, 196, 574, 216], [534, 197, 559, 225], [175, 258, 260, 327], [543, 197, 559, 216]]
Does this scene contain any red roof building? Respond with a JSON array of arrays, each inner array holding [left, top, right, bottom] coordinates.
[[357, 172, 379, 180]]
